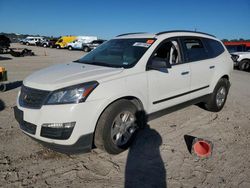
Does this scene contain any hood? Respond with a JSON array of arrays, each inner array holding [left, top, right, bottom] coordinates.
[[23, 62, 124, 90]]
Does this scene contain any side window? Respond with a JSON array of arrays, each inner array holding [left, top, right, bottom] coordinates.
[[153, 40, 181, 65], [182, 38, 208, 62], [204, 38, 225, 58]]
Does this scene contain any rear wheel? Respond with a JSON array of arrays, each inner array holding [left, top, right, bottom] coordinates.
[[68, 46, 72, 50], [43, 44, 47, 48], [204, 78, 230, 112], [94, 100, 139, 154], [83, 46, 89, 52], [56, 45, 60, 49]]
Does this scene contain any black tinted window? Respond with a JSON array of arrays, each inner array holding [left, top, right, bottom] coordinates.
[[205, 38, 225, 57], [153, 40, 181, 65], [182, 38, 208, 62]]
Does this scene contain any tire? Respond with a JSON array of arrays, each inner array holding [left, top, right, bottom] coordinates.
[[83, 46, 89, 52], [68, 46, 72, 50], [26, 42, 29, 46], [94, 99, 140, 154], [43, 44, 47, 48], [244, 60, 250, 71], [204, 78, 230, 112], [56, 45, 60, 49], [238, 60, 249, 71]]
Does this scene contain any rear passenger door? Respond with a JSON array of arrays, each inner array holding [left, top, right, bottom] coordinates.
[[181, 37, 215, 99]]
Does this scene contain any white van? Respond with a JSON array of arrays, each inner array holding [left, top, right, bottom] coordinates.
[[67, 36, 97, 50]]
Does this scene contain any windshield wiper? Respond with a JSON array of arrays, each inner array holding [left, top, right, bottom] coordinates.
[[90, 62, 123, 68], [74, 60, 123, 68]]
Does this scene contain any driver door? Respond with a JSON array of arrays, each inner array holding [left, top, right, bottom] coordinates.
[[147, 38, 191, 113]]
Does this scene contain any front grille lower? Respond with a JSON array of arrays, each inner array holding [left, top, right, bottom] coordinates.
[[20, 121, 37, 135], [41, 127, 74, 140], [19, 85, 50, 109]]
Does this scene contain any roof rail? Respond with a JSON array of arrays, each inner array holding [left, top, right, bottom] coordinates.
[[116, 32, 147, 37], [156, 30, 216, 38]]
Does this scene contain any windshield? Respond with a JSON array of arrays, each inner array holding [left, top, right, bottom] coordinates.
[[75, 38, 155, 68]]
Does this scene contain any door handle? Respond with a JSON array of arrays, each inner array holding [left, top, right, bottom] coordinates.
[[209, 65, 215, 69], [181, 71, 189, 75]]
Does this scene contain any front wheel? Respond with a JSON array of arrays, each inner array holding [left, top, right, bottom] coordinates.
[[94, 100, 139, 154], [56, 45, 60, 49], [238, 60, 249, 71], [204, 78, 230, 112]]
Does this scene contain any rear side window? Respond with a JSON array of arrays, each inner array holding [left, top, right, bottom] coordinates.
[[204, 38, 225, 58], [182, 38, 208, 62]]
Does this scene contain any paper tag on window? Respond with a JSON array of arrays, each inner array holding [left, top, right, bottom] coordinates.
[[133, 42, 151, 48]]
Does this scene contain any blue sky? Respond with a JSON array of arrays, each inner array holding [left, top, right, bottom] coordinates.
[[0, 0, 250, 40]]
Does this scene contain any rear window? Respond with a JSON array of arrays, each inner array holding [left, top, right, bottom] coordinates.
[[204, 38, 225, 58]]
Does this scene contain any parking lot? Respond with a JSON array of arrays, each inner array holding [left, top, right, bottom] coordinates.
[[0, 44, 250, 187]]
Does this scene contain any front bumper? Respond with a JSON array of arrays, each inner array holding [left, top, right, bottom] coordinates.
[[14, 97, 104, 152], [233, 60, 239, 66], [14, 106, 94, 153]]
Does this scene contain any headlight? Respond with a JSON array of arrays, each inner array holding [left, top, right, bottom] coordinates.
[[231, 54, 239, 62], [46, 81, 98, 105]]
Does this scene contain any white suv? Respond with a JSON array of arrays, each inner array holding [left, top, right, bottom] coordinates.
[[14, 31, 233, 154], [24, 37, 44, 45]]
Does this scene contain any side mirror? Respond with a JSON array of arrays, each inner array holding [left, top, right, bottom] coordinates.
[[147, 57, 172, 73]]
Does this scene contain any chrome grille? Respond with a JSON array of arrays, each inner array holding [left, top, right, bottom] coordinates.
[[19, 85, 50, 109]]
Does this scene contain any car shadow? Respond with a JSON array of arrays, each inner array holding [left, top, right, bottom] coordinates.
[[125, 124, 167, 188], [0, 81, 22, 92], [0, 99, 5, 111]]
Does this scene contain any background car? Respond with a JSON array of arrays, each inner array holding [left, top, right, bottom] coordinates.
[[82, 39, 106, 52], [39, 38, 58, 48], [67, 36, 98, 50], [24, 37, 44, 46]]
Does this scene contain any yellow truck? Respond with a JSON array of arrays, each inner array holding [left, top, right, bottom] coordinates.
[[55, 36, 77, 49]]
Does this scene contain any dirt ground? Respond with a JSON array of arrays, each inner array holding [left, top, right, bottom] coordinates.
[[0, 44, 250, 188]]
